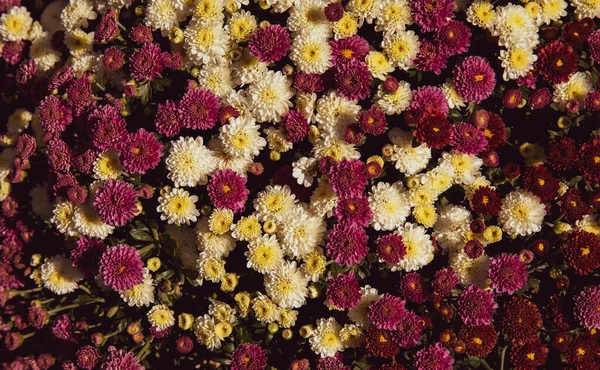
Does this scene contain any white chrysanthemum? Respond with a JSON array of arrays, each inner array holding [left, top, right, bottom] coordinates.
[[198, 63, 234, 98], [348, 0, 381, 24], [0, 6, 33, 42], [374, 82, 413, 115], [365, 51, 394, 80], [69, 52, 97, 77], [30, 183, 53, 220], [309, 177, 339, 218], [231, 214, 262, 242], [312, 137, 361, 161], [120, 269, 154, 307], [440, 151, 483, 185], [207, 137, 254, 175], [375, 0, 413, 34], [264, 261, 308, 309], [147, 304, 175, 330], [538, 0, 567, 24], [51, 200, 77, 236], [347, 285, 381, 328], [219, 116, 266, 159], [388, 128, 431, 176], [287, 0, 330, 36], [157, 187, 200, 226], [93, 149, 122, 180], [571, 0, 600, 19], [293, 157, 317, 187], [145, 0, 185, 35], [196, 252, 226, 285], [209, 300, 237, 323], [183, 21, 229, 65], [315, 91, 361, 135], [499, 46, 537, 81], [253, 185, 297, 222], [441, 79, 466, 109], [40, 0, 66, 34], [290, 31, 332, 74], [450, 250, 490, 288], [279, 206, 326, 258], [60, 0, 97, 30], [493, 4, 539, 49], [553, 71, 594, 110], [40, 255, 83, 295], [433, 205, 472, 252], [382, 30, 420, 70], [368, 182, 411, 231], [265, 127, 293, 153], [190, 0, 225, 24], [252, 292, 280, 322], [64, 29, 94, 56], [107, 0, 136, 9], [392, 222, 434, 272], [309, 317, 344, 358], [248, 71, 294, 123], [74, 202, 115, 239], [29, 35, 61, 72], [166, 224, 199, 270], [6, 108, 32, 135], [231, 49, 268, 86], [194, 314, 222, 350], [333, 12, 359, 39], [227, 10, 257, 42], [245, 234, 284, 273], [498, 189, 546, 237], [166, 137, 216, 187], [466, 0, 496, 30], [195, 219, 236, 258], [420, 161, 455, 196]]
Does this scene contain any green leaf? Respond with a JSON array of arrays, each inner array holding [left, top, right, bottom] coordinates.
[[130, 229, 153, 242]]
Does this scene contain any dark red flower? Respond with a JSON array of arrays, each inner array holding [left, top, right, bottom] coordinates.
[[94, 8, 118, 44], [579, 137, 600, 183], [499, 297, 543, 346], [280, 110, 309, 142], [413, 114, 452, 149], [535, 41, 578, 84], [560, 188, 591, 222], [523, 165, 559, 202], [358, 106, 387, 135], [470, 186, 501, 216], [458, 325, 498, 357], [563, 230, 600, 275]]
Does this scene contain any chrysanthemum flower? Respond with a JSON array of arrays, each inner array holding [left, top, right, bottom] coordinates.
[[410, 0, 453, 32], [450, 123, 488, 155], [180, 87, 221, 130], [414, 343, 454, 370], [335, 60, 372, 101], [157, 187, 199, 225], [207, 169, 249, 214], [414, 115, 452, 149], [117, 129, 164, 175], [499, 297, 543, 345], [489, 253, 528, 294], [99, 245, 144, 291], [579, 138, 600, 183], [327, 272, 361, 309], [129, 43, 164, 81], [535, 41, 578, 84], [40, 255, 84, 295], [368, 294, 407, 330], [248, 24, 291, 63], [93, 179, 138, 227], [231, 344, 268, 370], [364, 327, 400, 358], [562, 230, 600, 275], [498, 189, 546, 237], [39, 96, 73, 134], [333, 195, 373, 226], [560, 188, 591, 222], [453, 56, 496, 103], [436, 20, 471, 56], [457, 285, 497, 326], [575, 285, 600, 330]]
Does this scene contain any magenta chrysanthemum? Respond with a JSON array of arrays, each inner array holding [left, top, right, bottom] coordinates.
[[414, 343, 454, 370], [432, 268, 459, 297], [326, 222, 369, 266], [93, 179, 139, 227], [454, 56, 496, 103], [330, 35, 370, 65], [450, 123, 488, 155], [409, 86, 449, 118], [231, 344, 268, 370], [280, 110, 309, 143], [436, 20, 471, 56], [333, 195, 373, 226], [39, 95, 73, 134], [207, 169, 249, 213], [335, 60, 372, 101], [70, 237, 106, 278], [414, 40, 447, 75], [329, 159, 367, 198], [399, 272, 428, 304], [326, 272, 361, 309], [155, 100, 182, 137], [489, 253, 529, 295], [129, 43, 164, 81], [88, 105, 128, 151], [575, 285, 600, 330], [411, 0, 454, 32], [180, 87, 221, 130], [66, 77, 95, 116], [393, 309, 424, 348], [358, 106, 387, 135], [457, 285, 498, 326], [368, 294, 408, 330], [99, 245, 144, 291], [117, 129, 164, 174], [101, 346, 144, 370], [248, 25, 291, 63], [376, 233, 406, 264]]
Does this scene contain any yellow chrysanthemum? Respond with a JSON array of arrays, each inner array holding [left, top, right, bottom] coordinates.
[[209, 208, 234, 235], [413, 205, 438, 228]]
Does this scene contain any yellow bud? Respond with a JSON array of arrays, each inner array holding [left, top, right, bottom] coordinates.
[[405, 176, 420, 189], [220, 273, 239, 293], [308, 125, 320, 143], [147, 257, 161, 272], [135, 5, 145, 16], [282, 328, 293, 340], [30, 254, 42, 267], [267, 322, 279, 334], [225, 0, 240, 12], [557, 116, 572, 130], [299, 325, 314, 338], [263, 220, 277, 234], [215, 322, 233, 339], [190, 67, 200, 78], [554, 222, 572, 236], [270, 150, 281, 161], [169, 27, 184, 44], [134, 201, 143, 216], [308, 285, 319, 299], [483, 226, 502, 243], [230, 49, 243, 62]]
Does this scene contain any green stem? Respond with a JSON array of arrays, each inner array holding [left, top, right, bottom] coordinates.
[[9, 287, 42, 296], [500, 346, 508, 370], [40, 298, 54, 305], [481, 359, 493, 370], [48, 298, 105, 315], [22, 332, 35, 340], [137, 340, 152, 361]]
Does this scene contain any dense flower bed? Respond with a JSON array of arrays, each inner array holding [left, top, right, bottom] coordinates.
[[1, 0, 600, 369]]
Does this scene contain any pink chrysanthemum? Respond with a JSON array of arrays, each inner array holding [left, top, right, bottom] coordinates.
[[316, 355, 349, 370], [411, 0, 454, 32], [39, 95, 73, 134], [358, 106, 387, 135], [99, 245, 144, 291], [207, 169, 249, 213], [457, 285, 498, 326], [580, 138, 600, 183], [293, 72, 324, 94], [117, 129, 164, 174], [335, 60, 372, 101], [326, 222, 369, 266], [324, 2, 345, 21], [48, 64, 74, 92], [575, 285, 600, 330], [376, 233, 406, 264], [330, 35, 370, 65], [101, 346, 144, 370], [431, 268, 458, 297], [392, 309, 424, 348], [326, 272, 361, 309], [248, 25, 291, 63], [409, 86, 449, 119], [2, 40, 24, 65], [589, 30, 600, 63], [46, 139, 72, 172], [329, 159, 367, 198], [436, 20, 471, 56], [399, 272, 428, 304], [489, 253, 529, 295], [129, 24, 152, 44], [503, 89, 522, 109], [88, 106, 128, 151], [129, 43, 164, 81], [368, 294, 408, 330], [94, 8, 118, 44], [102, 46, 125, 71], [231, 344, 268, 370], [66, 77, 95, 116], [414, 40, 447, 75], [454, 56, 496, 103], [180, 87, 221, 130], [343, 124, 364, 144], [280, 110, 309, 143], [70, 237, 106, 278], [414, 343, 454, 370], [76, 345, 100, 370], [333, 195, 373, 226], [528, 88, 552, 110], [155, 100, 182, 137], [93, 179, 139, 227], [450, 123, 488, 155], [15, 59, 36, 86]]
